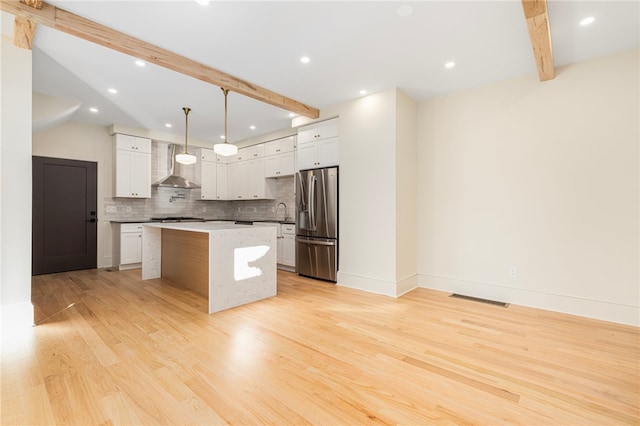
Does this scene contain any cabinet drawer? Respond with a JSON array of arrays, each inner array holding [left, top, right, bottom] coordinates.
[[121, 223, 144, 233], [281, 224, 296, 235]]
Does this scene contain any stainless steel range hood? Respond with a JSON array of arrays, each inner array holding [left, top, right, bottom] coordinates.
[[152, 144, 201, 189]]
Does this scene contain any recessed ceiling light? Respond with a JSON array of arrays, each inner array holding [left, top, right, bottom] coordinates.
[[195, 0, 210, 5], [135, 60, 146, 67], [165, 123, 172, 128], [108, 88, 118, 94], [359, 90, 367, 95], [300, 56, 310, 64], [89, 107, 98, 113], [445, 61, 456, 69], [250, 125, 256, 130], [580, 16, 595, 26], [288, 113, 296, 118], [397, 5, 414, 17]]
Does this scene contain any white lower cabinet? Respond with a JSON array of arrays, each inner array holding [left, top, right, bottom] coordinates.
[[280, 224, 296, 268], [113, 223, 143, 270]]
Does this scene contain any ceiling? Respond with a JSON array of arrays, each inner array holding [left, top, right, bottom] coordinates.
[[1, 1, 638, 145]]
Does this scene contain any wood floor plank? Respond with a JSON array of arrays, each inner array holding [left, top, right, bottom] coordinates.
[[1, 268, 638, 425]]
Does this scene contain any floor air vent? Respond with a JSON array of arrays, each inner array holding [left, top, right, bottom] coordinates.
[[449, 293, 509, 308]]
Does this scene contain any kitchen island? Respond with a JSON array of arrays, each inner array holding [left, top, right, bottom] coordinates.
[[141, 222, 277, 313]]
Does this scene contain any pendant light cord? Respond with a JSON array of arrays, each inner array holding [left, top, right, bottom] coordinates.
[[222, 88, 229, 144], [182, 107, 191, 154]]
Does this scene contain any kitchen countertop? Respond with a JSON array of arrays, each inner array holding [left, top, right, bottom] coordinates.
[[109, 218, 295, 224]]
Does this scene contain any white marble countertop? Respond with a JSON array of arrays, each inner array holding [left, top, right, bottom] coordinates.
[[142, 222, 256, 232]]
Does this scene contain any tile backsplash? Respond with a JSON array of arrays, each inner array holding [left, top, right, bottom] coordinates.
[[104, 141, 296, 222]]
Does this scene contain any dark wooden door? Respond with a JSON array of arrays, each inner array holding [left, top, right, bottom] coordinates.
[[32, 156, 98, 275]]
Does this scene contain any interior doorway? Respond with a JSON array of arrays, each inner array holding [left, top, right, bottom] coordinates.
[[32, 156, 98, 275]]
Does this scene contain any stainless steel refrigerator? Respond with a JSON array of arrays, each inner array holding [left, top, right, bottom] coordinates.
[[295, 167, 338, 282]]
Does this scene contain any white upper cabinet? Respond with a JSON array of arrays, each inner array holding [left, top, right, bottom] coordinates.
[[216, 163, 229, 200], [231, 144, 264, 163], [264, 136, 296, 178], [265, 152, 295, 177], [195, 148, 218, 200], [114, 134, 151, 198], [297, 119, 339, 144], [297, 118, 339, 170], [115, 134, 152, 153], [264, 136, 295, 156]]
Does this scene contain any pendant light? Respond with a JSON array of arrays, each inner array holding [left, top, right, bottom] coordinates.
[[175, 107, 197, 165], [213, 88, 238, 156]]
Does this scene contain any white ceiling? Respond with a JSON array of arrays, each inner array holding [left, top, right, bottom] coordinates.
[[1, 1, 638, 144]]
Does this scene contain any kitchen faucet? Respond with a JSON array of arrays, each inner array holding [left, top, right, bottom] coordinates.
[[276, 202, 288, 220]]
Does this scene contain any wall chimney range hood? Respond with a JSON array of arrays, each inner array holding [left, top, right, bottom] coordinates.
[[152, 144, 200, 189]]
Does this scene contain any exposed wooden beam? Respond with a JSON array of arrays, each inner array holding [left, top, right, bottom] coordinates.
[[0, 0, 320, 119], [521, 0, 555, 81], [13, 15, 36, 49], [22, 0, 43, 9]]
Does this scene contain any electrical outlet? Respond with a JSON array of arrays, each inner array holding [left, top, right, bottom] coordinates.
[[126, 206, 132, 213], [106, 206, 117, 213], [508, 266, 517, 278]]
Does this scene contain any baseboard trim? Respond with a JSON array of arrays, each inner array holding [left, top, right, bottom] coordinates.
[[337, 272, 418, 298], [418, 274, 640, 327]]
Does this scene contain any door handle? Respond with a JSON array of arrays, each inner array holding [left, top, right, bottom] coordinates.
[[87, 218, 98, 223]]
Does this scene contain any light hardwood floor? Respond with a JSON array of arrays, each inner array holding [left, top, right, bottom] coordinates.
[[2, 268, 638, 425]]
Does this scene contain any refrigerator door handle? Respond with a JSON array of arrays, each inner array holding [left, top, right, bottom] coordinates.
[[296, 237, 335, 246], [309, 175, 317, 229]]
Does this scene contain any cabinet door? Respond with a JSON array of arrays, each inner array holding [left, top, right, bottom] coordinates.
[[115, 149, 134, 197], [297, 125, 318, 144], [131, 152, 151, 198], [121, 232, 142, 264], [282, 234, 295, 267], [216, 163, 228, 200], [115, 134, 151, 153], [265, 136, 296, 156], [199, 160, 217, 200], [277, 152, 294, 176], [229, 162, 247, 199], [317, 119, 339, 139], [264, 155, 280, 178], [264, 153, 293, 178], [317, 137, 339, 168], [297, 142, 318, 170], [298, 119, 338, 144], [246, 158, 265, 199], [277, 238, 284, 264]]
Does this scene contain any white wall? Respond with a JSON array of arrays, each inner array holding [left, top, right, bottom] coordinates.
[[32, 121, 114, 268], [417, 49, 640, 326], [395, 90, 418, 292], [306, 88, 418, 296], [0, 36, 34, 329]]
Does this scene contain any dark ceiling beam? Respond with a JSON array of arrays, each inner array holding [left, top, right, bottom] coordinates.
[[1, 0, 320, 119], [521, 0, 555, 81]]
